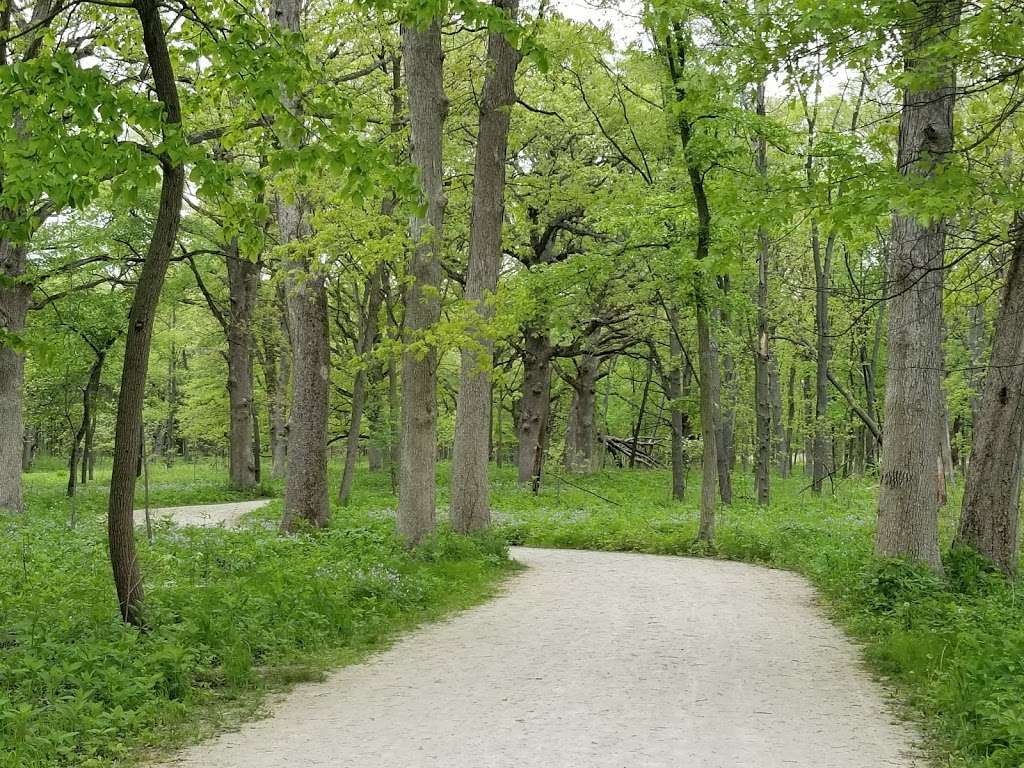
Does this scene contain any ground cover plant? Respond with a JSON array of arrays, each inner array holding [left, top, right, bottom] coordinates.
[[0, 461, 511, 768]]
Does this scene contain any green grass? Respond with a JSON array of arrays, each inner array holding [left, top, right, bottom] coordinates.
[[1, 459, 513, 768], [5, 457, 1023, 768]]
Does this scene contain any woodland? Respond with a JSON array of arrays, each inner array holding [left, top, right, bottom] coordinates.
[[3, 0, 1024, 765]]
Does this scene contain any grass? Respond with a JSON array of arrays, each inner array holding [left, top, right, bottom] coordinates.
[[4, 456, 1022, 767], [0, 458, 513, 768]]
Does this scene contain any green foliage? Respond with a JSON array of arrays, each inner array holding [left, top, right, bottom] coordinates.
[[0, 464, 511, 768]]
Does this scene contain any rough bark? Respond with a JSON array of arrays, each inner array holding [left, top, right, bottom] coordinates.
[[68, 348, 107, 497], [450, 0, 521, 532], [876, 0, 960, 573], [516, 329, 553, 485], [272, 0, 331, 531], [0, 238, 28, 513], [564, 352, 600, 474], [225, 240, 259, 491], [107, 0, 185, 626], [397, 20, 447, 545], [954, 214, 1024, 575]]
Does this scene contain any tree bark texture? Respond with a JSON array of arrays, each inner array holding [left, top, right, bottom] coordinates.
[[564, 352, 601, 474], [954, 214, 1024, 575], [0, 238, 28, 513], [273, 0, 331, 531], [516, 329, 552, 485], [876, 0, 960, 573], [225, 240, 259, 491], [398, 20, 447, 545]]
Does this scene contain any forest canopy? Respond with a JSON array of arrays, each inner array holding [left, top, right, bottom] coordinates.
[[5, 0, 1024, 575]]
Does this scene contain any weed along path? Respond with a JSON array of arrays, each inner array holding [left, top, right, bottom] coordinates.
[[133, 499, 272, 528], [158, 547, 921, 768]]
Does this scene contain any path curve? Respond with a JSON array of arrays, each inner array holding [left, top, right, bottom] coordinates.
[[159, 547, 921, 767], [134, 499, 272, 528]]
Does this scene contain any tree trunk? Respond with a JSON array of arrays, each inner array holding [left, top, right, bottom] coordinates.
[[782, 363, 795, 477], [876, 0, 960, 573], [397, 20, 447, 545], [954, 214, 1024, 575], [82, 404, 96, 485], [811, 227, 835, 493], [107, 0, 184, 626], [23, 426, 38, 473], [0, 239, 28, 513], [564, 352, 600, 474], [272, 0, 331, 532], [225, 240, 259, 491], [68, 350, 106, 497], [450, 0, 521, 532], [626, 360, 651, 473], [517, 329, 552, 485]]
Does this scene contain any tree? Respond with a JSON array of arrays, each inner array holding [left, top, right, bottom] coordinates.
[[450, 0, 522, 533], [876, 0, 961, 573], [272, 0, 331, 531], [107, 0, 186, 626], [954, 213, 1024, 574], [397, 16, 448, 545]]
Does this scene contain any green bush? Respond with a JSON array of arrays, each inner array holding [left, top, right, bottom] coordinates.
[[0, 463, 510, 768]]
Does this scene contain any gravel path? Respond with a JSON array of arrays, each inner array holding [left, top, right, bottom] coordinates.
[[133, 499, 272, 528], [159, 547, 921, 768]]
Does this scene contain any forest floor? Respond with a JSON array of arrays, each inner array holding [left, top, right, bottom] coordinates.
[[157, 546, 920, 768]]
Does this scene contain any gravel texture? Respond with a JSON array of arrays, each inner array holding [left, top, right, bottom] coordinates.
[[158, 546, 922, 768]]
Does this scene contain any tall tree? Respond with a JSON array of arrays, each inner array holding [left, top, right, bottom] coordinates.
[[272, 0, 331, 531], [662, 22, 719, 543], [397, 17, 448, 545], [107, 0, 186, 626], [450, 0, 522, 532], [876, 0, 961, 572], [954, 213, 1024, 575]]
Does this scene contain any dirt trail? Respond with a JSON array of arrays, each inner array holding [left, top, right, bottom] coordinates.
[[133, 499, 271, 528], [158, 546, 921, 768]]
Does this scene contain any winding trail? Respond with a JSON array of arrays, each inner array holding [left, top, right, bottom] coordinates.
[[159, 546, 921, 768]]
